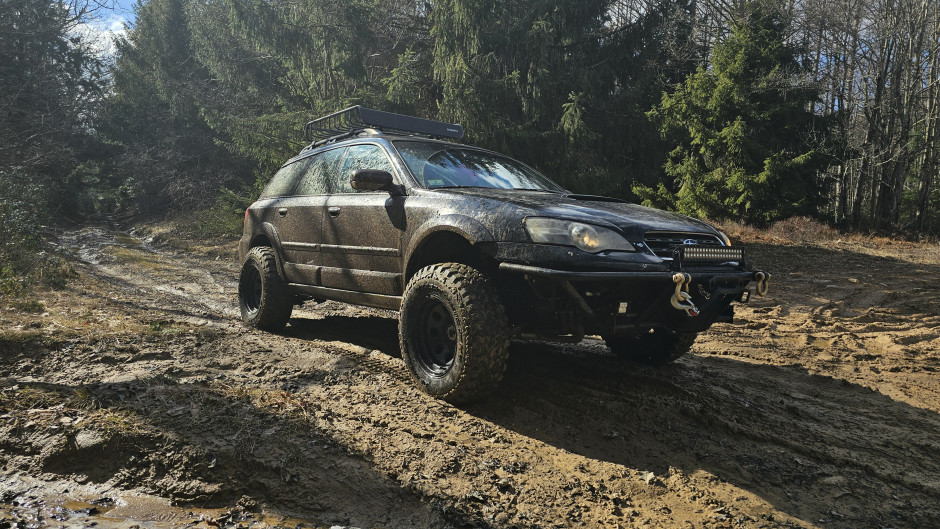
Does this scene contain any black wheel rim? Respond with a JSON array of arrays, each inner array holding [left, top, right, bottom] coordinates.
[[411, 294, 458, 377], [241, 264, 263, 313]]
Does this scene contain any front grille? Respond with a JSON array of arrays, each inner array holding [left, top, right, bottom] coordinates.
[[643, 232, 723, 259]]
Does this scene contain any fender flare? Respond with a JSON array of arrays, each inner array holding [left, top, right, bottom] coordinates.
[[251, 222, 288, 280], [403, 214, 496, 275]]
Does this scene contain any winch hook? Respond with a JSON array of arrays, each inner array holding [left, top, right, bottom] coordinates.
[[755, 271, 771, 297], [670, 273, 700, 317]]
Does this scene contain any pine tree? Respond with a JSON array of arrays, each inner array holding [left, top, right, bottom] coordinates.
[[104, 0, 244, 213], [0, 0, 103, 286], [641, 3, 829, 225]]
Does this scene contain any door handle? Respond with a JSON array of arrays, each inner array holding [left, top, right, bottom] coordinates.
[[328, 207, 341, 217], [277, 208, 288, 217]]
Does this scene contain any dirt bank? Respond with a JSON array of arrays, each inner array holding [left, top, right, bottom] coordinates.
[[1, 225, 938, 528]]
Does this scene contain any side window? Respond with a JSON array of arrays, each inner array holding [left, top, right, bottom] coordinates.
[[260, 158, 309, 198], [294, 148, 344, 195], [335, 144, 395, 193]]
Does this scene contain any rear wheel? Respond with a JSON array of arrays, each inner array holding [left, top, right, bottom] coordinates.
[[399, 263, 509, 403], [238, 246, 292, 331], [604, 329, 696, 365]]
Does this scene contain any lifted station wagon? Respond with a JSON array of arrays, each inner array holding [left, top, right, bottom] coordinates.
[[238, 107, 770, 402]]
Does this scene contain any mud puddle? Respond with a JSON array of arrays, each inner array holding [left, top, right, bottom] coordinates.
[[0, 494, 322, 528], [0, 475, 331, 529]]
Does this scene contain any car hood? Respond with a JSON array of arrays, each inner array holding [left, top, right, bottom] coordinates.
[[429, 188, 718, 239]]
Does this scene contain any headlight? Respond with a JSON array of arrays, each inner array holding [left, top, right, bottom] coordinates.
[[717, 230, 731, 246], [525, 218, 635, 253]]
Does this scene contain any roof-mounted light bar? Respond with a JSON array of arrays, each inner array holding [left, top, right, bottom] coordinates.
[[304, 106, 465, 143]]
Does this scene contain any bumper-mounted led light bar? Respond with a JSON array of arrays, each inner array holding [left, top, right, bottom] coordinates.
[[674, 244, 745, 264]]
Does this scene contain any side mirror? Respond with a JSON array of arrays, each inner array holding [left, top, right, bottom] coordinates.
[[350, 169, 396, 192]]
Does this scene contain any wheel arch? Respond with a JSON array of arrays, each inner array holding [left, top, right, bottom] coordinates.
[[246, 223, 288, 280], [403, 217, 498, 284]]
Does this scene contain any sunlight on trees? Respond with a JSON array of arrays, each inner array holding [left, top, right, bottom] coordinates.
[[640, 5, 830, 225], [2, 0, 940, 252]]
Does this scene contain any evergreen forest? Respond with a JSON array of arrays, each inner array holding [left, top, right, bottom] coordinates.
[[2, 0, 940, 289]]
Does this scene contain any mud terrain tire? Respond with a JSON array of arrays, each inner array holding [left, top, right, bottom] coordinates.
[[604, 330, 696, 365], [239, 246, 292, 331], [399, 263, 510, 403]]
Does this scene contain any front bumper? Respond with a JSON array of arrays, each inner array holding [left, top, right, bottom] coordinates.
[[497, 261, 769, 335], [499, 262, 760, 287]]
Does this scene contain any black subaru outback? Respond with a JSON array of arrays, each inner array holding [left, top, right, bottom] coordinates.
[[238, 106, 769, 402]]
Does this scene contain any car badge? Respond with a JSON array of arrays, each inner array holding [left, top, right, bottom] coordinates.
[[683, 239, 698, 245]]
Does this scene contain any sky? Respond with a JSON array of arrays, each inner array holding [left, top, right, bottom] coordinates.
[[110, 0, 137, 23], [73, 0, 137, 61]]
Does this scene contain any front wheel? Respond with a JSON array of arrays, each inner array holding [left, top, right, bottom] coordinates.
[[604, 329, 696, 365], [399, 263, 509, 403], [238, 246, 292, 331]]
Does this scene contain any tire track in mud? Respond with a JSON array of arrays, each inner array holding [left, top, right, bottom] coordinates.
[[4, 225, 454, 527], [60, 227, 241, 326], [482, 342, 938, 527], [4, 227, 939, 528], [48, 228, 779, 526]]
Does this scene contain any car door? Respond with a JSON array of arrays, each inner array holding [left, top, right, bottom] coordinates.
[[274, 148, 344, 285], [253, 156, 310, 279], [320, 143, 406, 295]]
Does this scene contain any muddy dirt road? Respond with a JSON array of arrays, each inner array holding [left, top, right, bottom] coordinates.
[[1, 225, 938, 528]]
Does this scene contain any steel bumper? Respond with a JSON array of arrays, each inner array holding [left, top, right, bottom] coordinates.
[[498, 262, 761, 284]]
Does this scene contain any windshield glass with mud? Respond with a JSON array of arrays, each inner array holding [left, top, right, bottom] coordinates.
[[394, 140, 565, 191]]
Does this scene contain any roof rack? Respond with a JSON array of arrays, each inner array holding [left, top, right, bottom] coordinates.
[[304, 106, 464, 145]]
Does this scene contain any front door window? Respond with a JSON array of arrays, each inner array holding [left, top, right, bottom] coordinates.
[[335, 144, 395, 193]]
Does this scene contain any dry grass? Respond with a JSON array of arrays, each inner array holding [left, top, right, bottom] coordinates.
[[223, 385, 312, 417], [135, 214, 239, 260], [0, 384, 149, 436], [101, 245, 166, 270], [715, 216, 940, 266], [716, 216, 837, 245]]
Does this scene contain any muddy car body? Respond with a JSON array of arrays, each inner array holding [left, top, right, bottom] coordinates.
[[238, 107, 769, 402]]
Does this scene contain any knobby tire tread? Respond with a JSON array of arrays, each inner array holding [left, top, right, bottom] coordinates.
[[240, 246, 292, 332], [400, 263, 510, 403]]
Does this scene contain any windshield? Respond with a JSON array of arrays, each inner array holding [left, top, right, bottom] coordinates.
[[394, 141, 566, 192]]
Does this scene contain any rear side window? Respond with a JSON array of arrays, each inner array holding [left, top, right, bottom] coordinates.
[[335, 144, 395, 193], [294, 148, 345, 195], [260, 158, 310, 198]]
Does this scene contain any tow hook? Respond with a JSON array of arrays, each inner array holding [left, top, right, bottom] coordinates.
[[755, 271, 771, 297], [670, 273, 700, 317]]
